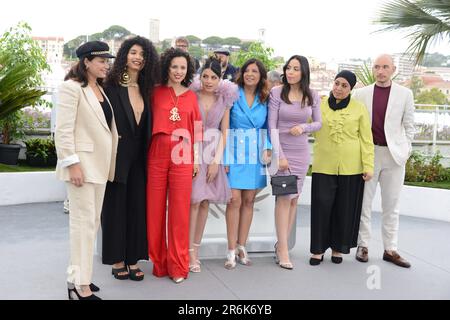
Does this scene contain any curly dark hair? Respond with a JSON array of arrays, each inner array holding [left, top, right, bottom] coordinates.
[[236, 58, 269, 103], [160, 47, 195, 87], [105, 36, 160, 98]]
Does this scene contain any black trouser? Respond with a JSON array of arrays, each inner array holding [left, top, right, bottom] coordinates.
[[101, 161, 148, 265], [310, 173, 365, 255]]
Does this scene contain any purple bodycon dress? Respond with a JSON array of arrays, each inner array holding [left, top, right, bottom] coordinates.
[[268, 85, 322, 199]]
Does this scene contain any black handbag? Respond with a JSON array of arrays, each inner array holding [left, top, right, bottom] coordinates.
[[270, 169, 298, 196]]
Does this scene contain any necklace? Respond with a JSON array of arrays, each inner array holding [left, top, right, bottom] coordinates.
[[169, 88, 181, 122], [120, 82, 139, 88]]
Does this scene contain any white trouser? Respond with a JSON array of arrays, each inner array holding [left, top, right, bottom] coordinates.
[[358, 146, 405, 251], [66, 182, 106, 286]]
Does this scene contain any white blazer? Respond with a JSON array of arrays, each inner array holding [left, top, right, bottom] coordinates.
[[353, 82, 415, 166], [55, 79, 118, 184]]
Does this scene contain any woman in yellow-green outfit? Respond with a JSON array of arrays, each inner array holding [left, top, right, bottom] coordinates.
[[309, 70, 374, 266]]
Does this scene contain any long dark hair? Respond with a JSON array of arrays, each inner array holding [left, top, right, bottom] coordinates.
[[64, 56, 100, 87], [105, 36, 160, 98], [236, 58, 269, 103], [281, 55, 313, 107], [160, 48, 195, 87]]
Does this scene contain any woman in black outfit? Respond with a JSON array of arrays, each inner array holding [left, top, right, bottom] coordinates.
[[101, 36, 160, 280]]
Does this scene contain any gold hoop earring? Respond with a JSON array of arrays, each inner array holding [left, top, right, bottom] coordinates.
[[121, 67, 130, 85]]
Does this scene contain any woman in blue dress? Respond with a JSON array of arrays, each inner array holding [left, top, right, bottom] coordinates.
[[224, 58, 272, 269]]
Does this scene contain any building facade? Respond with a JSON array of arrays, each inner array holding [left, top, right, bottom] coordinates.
[[33, 36, 64, 63], [149, 19, 160, 44]]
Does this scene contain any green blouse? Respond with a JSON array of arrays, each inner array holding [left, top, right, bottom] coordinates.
[[312, 96, 374, 175]]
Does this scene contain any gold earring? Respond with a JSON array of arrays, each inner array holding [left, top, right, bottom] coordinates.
[[121, 67, 130, 84]]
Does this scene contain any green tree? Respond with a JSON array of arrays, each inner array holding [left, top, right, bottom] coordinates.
[[64, 25, 132, 59], [203, 36, 223, 46], [241, 41, 252, 51], [223, 37, 241, 46], [415, 88, 448, 105], [0, 52, 46, 121], [0, 22, 50, 88], [188, 46, 204, 59], [422, 52, 450, 67], [64, 35, 86, 60], [0, 22, 48, 143], [186, 35, 201, 44], [102, 25, 131, 40], [273, 56, 285, 67], [89, 32, 104, 41], [355, 62, 376, 86], [232, 42, 280, 71], [409, 75, 424, 98], [161, 39, 172, 51], [375, 0, 450, 65]]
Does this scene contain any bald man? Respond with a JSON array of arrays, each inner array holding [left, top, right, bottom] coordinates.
[[352, 54, 415, 268]]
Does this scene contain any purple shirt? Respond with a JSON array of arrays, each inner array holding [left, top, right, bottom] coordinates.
[[372, 85, 391, 146], [268, 86, 322, 159]]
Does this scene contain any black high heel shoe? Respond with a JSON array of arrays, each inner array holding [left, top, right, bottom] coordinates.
[[309, 255, 324, 266], [331, 256, 343, 264], [89, 283, 100, 292], [67, 283, 101, 300]]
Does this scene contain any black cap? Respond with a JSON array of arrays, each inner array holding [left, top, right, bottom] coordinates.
[[76, 41, 115, 59], [335, 70, 357, 89], [214, 48, 230, 56]]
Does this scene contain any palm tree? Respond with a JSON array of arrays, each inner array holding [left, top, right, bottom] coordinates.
[[355, 62, 376, 86], [375, 0, 450, 65], [0, 51, 46, 120]]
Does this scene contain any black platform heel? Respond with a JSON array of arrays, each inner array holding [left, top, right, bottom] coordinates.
[[128, 267, 145, 281], [67, 282, 102, 300], [112, 266, 129, 280]]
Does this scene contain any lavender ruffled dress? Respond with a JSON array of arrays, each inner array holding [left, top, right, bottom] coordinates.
[[190, 78, 239, 204]]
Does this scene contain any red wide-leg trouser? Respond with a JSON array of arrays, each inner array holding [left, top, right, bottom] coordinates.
[[147, 134, 193, 279]]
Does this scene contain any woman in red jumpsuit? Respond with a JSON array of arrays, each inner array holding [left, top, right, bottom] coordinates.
[[147, 48, 202, 284]]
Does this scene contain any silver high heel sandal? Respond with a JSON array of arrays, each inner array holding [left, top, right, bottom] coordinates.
[[236, 244, 252, 266], [274, 242, 293, 270], [224, 249, 237, 269], [189, 251, 201, 273]]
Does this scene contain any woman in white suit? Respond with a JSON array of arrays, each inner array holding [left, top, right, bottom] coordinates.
[[55, 41, 118, 300]]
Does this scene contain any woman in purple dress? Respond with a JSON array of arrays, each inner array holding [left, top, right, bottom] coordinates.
[[268, 55, 322, 269], [188, 57, 239, 272]]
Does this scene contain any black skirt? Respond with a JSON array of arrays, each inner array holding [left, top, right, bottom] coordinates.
[[310, 173, 365, 254]]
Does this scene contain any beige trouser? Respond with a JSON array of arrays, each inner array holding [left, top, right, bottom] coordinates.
[[358, 146, 406, 251], [66, 182, 106, 286]]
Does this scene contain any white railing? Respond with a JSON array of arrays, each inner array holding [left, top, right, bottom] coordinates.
[[414, 104, 450, 151], [31, 92, 450, 154]]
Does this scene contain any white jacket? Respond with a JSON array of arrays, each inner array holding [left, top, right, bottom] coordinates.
[[55, 80, 118, 184], [353, 82, 415, 166]]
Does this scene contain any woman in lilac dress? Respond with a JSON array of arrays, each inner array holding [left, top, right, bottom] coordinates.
[[189, 57, 239, 272], [268, 55, 322, 269]]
